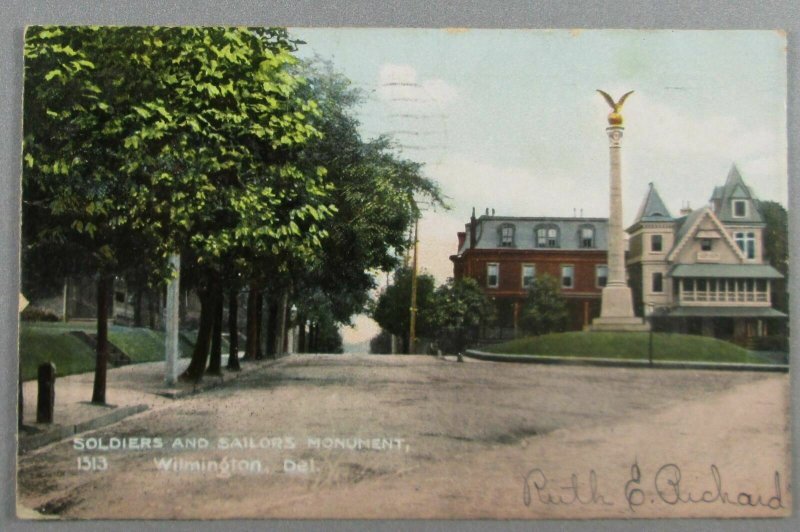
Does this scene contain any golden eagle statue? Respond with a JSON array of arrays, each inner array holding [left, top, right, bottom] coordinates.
[[597, 89, 634, 126]]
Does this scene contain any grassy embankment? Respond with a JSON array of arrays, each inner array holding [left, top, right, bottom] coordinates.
[[482, 331, 768, 364], [18, 321, 196, 381]]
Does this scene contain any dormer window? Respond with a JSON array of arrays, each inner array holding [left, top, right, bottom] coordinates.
[[498, 224, 515, 247], [733, 200, 747, 218], [579, 225, 595, 248], [535, 225, 559, 248]]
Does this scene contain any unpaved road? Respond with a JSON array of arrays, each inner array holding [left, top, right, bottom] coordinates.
[[17, 354, 791, 519]]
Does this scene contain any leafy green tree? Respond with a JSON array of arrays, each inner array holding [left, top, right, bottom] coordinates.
[[372, 268, 437, 353], [759, 200, 788, 313], [425, 277, 493, 354], [519, 273, 568, 336], [285, 59, 444, 346], [22, 26, 336, 390]]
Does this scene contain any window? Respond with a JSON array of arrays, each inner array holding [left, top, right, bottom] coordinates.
[[521, 264, 536, 289], [596, 265, 608, 288], [733, 200, 747, 218], [487, 263, 499, 288], [579, 226, 595, 248], [652, 272, 664, 293], [535, 225, 559, 248], [651, 234, 663, 252], [561, 265, 574, 289], [701, 238, 713, 251], [499, 224, 515, 247], [734, 232, 756, 259]]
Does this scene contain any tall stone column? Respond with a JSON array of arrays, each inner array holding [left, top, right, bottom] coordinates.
[[592, 95, 648, 331]]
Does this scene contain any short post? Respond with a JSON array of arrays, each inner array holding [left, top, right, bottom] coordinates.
[[36, 362, 56, 424]]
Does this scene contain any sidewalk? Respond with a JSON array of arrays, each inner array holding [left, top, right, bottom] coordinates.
[[18, 353, 279, 453]]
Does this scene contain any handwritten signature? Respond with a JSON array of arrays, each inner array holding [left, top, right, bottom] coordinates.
[[523, 462, 785, 511]]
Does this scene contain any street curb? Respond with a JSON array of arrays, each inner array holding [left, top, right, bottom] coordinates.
[[157, 357, 285, 399], [18, 404, 149, 454], [464, 350, 789, 372]]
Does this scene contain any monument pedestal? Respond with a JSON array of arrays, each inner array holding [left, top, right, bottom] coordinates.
[[591, 285, 649, 331]]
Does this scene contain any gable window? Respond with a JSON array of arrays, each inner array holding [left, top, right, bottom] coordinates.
[[521, 264, 536, 289], [596, 265, 608, 288], [561, 265, 574, 289], [499, 224, 515, 247], [487, 263, 499, 288], [651, 234, 663, 252], [652, 272, 664, 293], [579, 226, 595, 248], [536, 225, 559, 248], [734, 232, 756, 259], [701, 238, 713, 251], [733, 200, 747, 218]]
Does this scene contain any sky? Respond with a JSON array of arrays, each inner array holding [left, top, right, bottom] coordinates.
[[290, 29, 788, 346]]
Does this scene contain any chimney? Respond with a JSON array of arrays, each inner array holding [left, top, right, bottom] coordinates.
[[485, 208, 489, 216], [469, 207, 477, 249], [680, 201, 692, 216], [580, 208, 583, 217], [491, 208, 495, 216], [457, 231, 466, 250]]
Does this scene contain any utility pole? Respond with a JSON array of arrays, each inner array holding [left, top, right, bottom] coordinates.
[[409, 215, 419, 354]]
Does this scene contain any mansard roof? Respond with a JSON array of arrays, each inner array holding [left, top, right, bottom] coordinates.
[[458, 216, 609, 254], [713, 164, 764, 223], [633, 182, 673, 223]]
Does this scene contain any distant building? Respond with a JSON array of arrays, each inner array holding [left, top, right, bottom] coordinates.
[[626, 165, 786, 343], [450, 210, 609, 337]]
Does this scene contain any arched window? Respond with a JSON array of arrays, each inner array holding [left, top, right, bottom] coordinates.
[[535, 224, 559, 248], [578, 224, 595, 248], [498, 223, 515, 247]]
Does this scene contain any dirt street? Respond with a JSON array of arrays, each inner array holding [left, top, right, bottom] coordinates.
[[17, 354, 791, 519]]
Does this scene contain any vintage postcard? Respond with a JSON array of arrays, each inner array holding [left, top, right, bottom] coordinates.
[[16, 27, 790, 519]]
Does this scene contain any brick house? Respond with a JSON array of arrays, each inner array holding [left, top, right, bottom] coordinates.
[[626, 165, 786, 344], [450, 210, 609, 337]]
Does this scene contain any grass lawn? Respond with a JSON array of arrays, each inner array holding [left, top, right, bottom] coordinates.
[[482, 331, 768, 364], [18, 321, 196, 381]]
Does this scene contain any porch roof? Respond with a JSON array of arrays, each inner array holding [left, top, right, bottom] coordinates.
[[659, 307, 787, 318], [669, 264, 783, 279]]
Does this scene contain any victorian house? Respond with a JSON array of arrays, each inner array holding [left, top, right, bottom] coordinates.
[[626, 165, 786, 343], [450, 210, 609, 337]]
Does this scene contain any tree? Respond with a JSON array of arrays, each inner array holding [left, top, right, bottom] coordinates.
[[283, 59, 444, 348], [759, 200, 788, 313], [372, 268, 437, 353], [519, 273, 568, 336], [23, 27, 336, 390], [426, 277, 493, 354]]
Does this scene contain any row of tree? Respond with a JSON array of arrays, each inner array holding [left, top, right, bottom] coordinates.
[[371, 268, 570, 354], [22, 26, 442, 402]]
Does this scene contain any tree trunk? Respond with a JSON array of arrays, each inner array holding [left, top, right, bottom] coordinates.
[[226, 288, 240, 371], [147, 288, 157, 329], [133, 285, 143, 327], [91, 274, 111, 404], [243, 285, 258, 360], [265, 296, 277, 357], [180, 278, 218, 382], [297, 313, 306, 354], [206, 283, 224, 376], [254, 291, 264, 360]]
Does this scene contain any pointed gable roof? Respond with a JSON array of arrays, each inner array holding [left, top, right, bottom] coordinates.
[[634, 182, 673, 223], [667, 206, 746, 263], [713, 164, 764, 223]]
